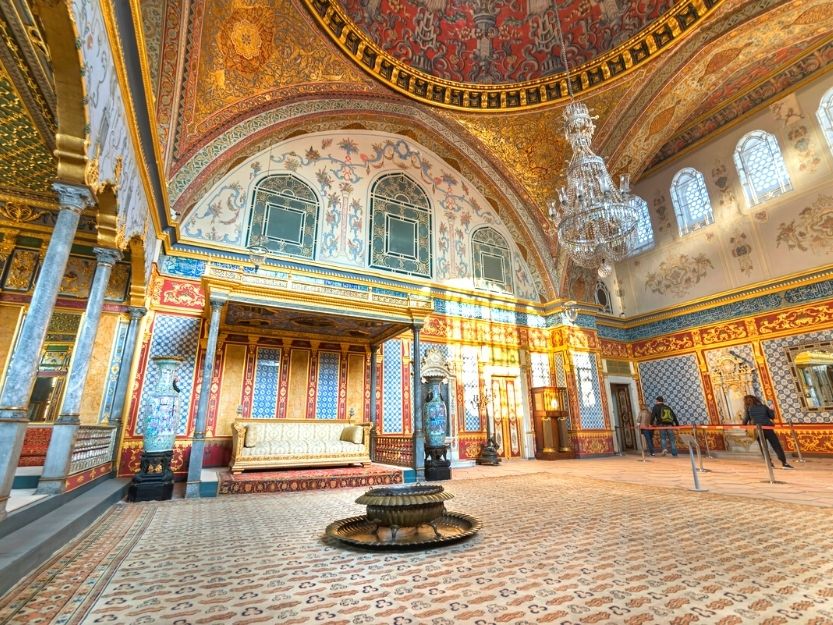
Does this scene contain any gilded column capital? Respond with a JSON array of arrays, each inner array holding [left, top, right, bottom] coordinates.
[[52, 182, 94, 214], [127, 306, 147, 320], [93, 246, 122, 267], [209, 293, 229, 310]]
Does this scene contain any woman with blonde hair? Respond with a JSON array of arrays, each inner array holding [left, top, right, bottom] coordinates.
[[742, 395, 793, 469]]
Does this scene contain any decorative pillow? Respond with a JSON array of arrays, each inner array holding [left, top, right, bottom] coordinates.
[[244, 424, 263, 448], [340, 425, 364, 445]]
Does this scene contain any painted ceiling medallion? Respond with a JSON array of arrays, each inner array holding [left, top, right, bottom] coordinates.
[[217, 5, 276, 74], [303, 0, 723, 111]]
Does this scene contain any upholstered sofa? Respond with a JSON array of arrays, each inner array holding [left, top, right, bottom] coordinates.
[[229, 418, 372, 474]]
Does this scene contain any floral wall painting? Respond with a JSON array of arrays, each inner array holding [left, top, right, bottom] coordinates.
[[652, 190, 673, 234], [787, 124, 822, 174], [710, 160, 739, 217], [776, 194, 833, 254], [769, 93, 805, 128], [728, 230, 754, 275], [645, 253, 714, 297], [180, 130, 539, 298]]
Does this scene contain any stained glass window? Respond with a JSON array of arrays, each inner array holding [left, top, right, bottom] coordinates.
[[369, 174, 432, 278], [670, 168, 714, 236], [248, 175, 319, 259], [733, 130, 792, 207], [629, 195, 654, 254], [817, 87, 833, 154], [472, 227, 513, 293]]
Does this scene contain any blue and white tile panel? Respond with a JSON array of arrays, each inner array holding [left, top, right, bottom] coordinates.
[[761, 330, 833, 424], [530, 352, 551, 388], [136, 315, 202, 436], [460, 346, 481, 431], [315, 351, 340, 420], [638, 354, 709, 424], [553, 352, 567, 388], [382, 339, 404, 433], [252, 348, 281, 418], [572, 352, 605, 429], [98, 318, 129, 423]]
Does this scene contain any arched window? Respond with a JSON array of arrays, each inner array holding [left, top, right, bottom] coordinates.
[[816, 87, 833, 154], [629, 196, 654, 254], [670, 168, 714, 235], [369, 173, 432, 278], [594, 280, 612, 314], [247, 174, 319, 259], [733, 130, 792, 207], [471, 226, 513, 293]]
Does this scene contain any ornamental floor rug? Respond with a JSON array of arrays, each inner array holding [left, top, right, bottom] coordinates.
[[1, 473, 833, 625], [217, 465, 404, 495]]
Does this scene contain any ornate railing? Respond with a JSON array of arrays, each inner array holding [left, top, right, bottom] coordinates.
[[374, 434, 414, 467], [69, 425, 117, 475]]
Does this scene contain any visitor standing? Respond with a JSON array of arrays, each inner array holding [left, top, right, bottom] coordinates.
[[650, 396, 679, 457], [638, 404, 655, 456], [742, 395, 794, 469]]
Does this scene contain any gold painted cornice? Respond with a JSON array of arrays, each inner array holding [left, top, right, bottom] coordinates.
[[302, 0, 722, 112]]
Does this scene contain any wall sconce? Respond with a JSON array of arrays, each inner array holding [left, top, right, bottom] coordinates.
[[563, 300, 579, 323]]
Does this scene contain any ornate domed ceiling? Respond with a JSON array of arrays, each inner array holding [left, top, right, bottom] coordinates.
[[338, 0, 676, 84], [305, 0, 719, 110]]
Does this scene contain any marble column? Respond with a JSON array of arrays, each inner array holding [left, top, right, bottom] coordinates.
[[369, 344, 378, 460], [412, 324, 425, 481], [37, 247, 122, 495], [108, 307, 147, 428], [185, 295, 227, 498], [0, 183, 93, 520]]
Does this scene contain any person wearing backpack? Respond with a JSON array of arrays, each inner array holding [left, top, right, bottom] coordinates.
[[650, 396, 679, 456], [742, 395, 794, 469]]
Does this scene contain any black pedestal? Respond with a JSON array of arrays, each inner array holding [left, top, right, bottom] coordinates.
[[476, 438, 501, 466], [128, 450, 174, 502], [424, 445, 452, 481]]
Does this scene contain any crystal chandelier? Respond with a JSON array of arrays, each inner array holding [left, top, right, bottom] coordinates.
[[547, 3, 640, 279]]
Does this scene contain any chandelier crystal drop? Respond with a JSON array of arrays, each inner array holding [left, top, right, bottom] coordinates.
[[547, 3, 640, 278]]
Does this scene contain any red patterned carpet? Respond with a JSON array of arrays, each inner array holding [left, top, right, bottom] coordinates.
[[217, 464, 404, 494], [2, 473, 833, 624]]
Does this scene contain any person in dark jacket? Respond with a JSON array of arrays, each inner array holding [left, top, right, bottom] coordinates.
[[743, 395, 793, 469], [650, 396, 679, 457]]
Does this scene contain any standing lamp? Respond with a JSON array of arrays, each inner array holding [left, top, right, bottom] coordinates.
[[473, 390, 500, 465]]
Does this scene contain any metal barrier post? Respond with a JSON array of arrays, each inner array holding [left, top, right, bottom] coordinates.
[[702, 425, 713, 459], [787, 419, 805, 464], [692, 424, 710, 472], [756, 424, 776, 484], [687, 437, 707, 492], [635, 423, 646, 462]]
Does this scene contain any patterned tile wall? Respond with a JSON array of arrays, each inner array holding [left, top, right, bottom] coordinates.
[[315, 351, 340, 420], [252, 348, 281, 418], [761, 329, 833, 423], [530, 352, 551, 387], [572, 352, 605, 429], [136, 315, 202, 436], [554, 352, 567, 387], [98, 319, 129, 423], [461, 346, 481, 431], [382, 339, 403, 433], [638, 354, 709, 424]]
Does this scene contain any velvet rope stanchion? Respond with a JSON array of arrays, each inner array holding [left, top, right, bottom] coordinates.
[[786, 418, 806, 464]]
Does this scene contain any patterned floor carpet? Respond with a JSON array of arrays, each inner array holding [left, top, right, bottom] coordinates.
[[2, 473, 833, 624]]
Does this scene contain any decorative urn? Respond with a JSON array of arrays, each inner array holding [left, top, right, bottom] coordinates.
[[142, 356, 183, 453]]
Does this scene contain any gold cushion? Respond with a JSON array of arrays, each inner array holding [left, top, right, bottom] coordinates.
[[340, 425, 363, 445]]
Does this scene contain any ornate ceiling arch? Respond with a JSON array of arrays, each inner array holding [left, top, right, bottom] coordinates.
[[169, 96, 559, 297], [598, 0, 833, 176]]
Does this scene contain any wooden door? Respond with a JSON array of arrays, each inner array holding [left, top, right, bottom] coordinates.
[[611, 383, 636, 450], [490, 376, 524, 458]]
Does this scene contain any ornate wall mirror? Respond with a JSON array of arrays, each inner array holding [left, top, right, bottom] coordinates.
[[791, 348, 833, 409]]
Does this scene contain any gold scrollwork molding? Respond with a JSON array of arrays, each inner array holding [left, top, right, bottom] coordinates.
[[0, 200, 45, 224], [0, 227, 19, 261]]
